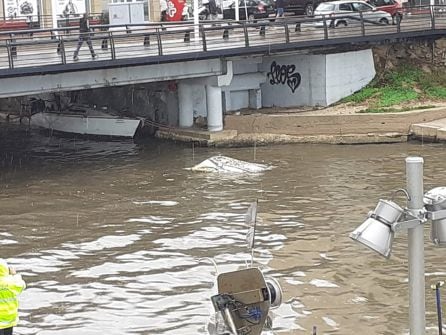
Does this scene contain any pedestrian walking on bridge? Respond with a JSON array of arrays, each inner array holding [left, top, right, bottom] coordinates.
[[275, 0, 284, 18], [0, 259, 26, 335], [73, 13, 97, 61]]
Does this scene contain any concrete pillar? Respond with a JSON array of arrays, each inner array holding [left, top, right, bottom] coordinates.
[[206, 85, 223, 132], [178, 82, 194, 128], [166, 91, 179, 127], [150, 0, 161, 21], [223, 90, 231, 112], [249, 89, 262, 109]]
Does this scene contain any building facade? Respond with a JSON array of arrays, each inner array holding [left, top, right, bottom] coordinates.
[[0, 0, 162, 26]]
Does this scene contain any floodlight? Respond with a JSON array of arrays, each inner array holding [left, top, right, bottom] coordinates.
[[350, 157, 428, 335], [349, 199, 404, 258], [424, 187, 446, 246], [265, 277, 283, 309]]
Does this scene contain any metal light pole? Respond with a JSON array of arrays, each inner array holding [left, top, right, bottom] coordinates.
[[52, 0, 58, 31], [406, 157, 426, 335], [235, 0, 239, 21]]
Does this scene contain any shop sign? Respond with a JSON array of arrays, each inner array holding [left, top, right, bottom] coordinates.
[[164, 0, 186, 21], [55, 0, 86, 18], [4, 0, 38, 21]]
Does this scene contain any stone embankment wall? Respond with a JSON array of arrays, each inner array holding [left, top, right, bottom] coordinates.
[[372, 38, 446, 74]]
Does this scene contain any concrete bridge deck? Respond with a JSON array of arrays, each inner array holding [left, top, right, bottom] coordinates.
[[0, 8, 445, 78]]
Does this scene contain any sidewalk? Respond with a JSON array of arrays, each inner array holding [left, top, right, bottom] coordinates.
[[411, 117, 446, 142], [156, 106, 446, 146]]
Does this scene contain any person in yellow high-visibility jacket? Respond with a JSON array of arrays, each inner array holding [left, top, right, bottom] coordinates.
[[0, 259, 26, 335]]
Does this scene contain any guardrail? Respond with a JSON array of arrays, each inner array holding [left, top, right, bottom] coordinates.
[[0, 5, 445, 72]]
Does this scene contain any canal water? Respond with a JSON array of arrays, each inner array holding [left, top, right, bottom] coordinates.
[[2, 124, 446, 335]]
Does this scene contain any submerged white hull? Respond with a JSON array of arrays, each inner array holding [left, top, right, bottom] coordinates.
[[30, 112, 142, 138], [190, 155, 272, 173]]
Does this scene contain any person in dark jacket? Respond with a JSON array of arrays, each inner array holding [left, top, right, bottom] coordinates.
[[208, 0, 218, 19], [275, 0, 284, 17], [73, 13, 97, 61]]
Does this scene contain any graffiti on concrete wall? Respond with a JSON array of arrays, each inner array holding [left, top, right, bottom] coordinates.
[[267, 61, 301, 93]]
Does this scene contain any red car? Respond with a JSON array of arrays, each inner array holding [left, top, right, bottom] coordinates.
[[368, 0, 403, 24]]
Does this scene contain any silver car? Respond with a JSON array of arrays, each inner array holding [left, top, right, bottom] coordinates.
[[314, 0, 392, 27]]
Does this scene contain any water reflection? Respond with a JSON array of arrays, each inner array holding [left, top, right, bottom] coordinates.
[[1, 126, 446, 334]]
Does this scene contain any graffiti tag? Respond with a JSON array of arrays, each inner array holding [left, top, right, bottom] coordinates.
[[267, 61, 301, 93]]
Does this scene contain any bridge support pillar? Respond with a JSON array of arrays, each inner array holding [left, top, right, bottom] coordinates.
[[249, 88, 262, 109], [184, 31, 190, 43], [102, 38, 109, 50], [144, 35, 150, 47], [178, 81, 194, 128], [206, 85, 223, 132]]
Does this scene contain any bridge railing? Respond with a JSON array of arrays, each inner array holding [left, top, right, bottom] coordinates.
[[0, 5, 444, 72]]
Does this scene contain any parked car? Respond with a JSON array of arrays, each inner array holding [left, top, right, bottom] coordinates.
[[279, 0, 325, 16], [222, 0, 275, 21], [313, 0, 392, 27], [367, 0, 402, 24]]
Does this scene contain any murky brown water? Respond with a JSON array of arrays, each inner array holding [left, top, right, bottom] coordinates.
[[2, 123, 446, 335]]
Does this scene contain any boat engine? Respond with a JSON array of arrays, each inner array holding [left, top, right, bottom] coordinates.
[[210, 267, 282, 335]]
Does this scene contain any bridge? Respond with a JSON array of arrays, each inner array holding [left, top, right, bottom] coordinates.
[[1, 6, 445, 132], [1, 7, 445, 75]]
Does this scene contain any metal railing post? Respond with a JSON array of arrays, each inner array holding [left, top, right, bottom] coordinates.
[[284, 23, 290, 43], [323, 15, 328, 39], [200, 24, 207, 51], [184, 30, 190, 42], [223, 23, 230, 39], [6, 40, 14, 69], [110, 31, 116, 60], [243, 23, 249, 47], [295, 21, 301, 32], [431, 5, 436, 30], [259, 23, 266, 36], [156, 28, 163, 56], [56, 35, 62, 54], [59, 36, 66, 64], [359, 11, 365, 36], [9, 34, 17, 58], [144, 34, 150, 47], [102, 31, 109, 50]]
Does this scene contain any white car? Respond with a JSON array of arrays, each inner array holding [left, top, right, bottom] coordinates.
[[314, 0, 392, 27]]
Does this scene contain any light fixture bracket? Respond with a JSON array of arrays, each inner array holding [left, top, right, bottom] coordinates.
[[426, 209, 446, 221], [391, 209, 426, 232]]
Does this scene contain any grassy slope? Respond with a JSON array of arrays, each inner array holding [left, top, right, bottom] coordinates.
[[340, 65, 446, 113]]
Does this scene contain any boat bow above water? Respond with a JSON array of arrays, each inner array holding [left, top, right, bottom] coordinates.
[[30, 109, 143, 138]]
